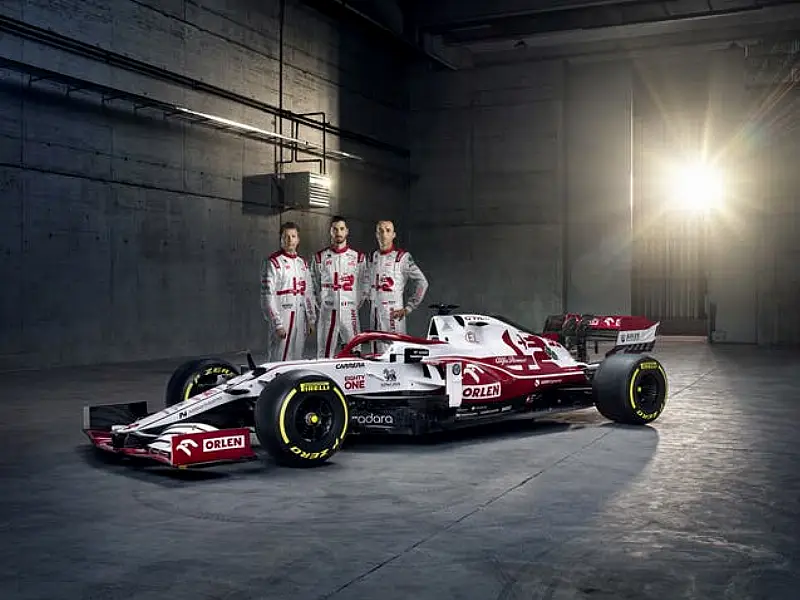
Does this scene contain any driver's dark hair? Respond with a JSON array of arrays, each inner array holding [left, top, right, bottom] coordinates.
[[330, 215, 347, 226], [280, 221, 299, 235]]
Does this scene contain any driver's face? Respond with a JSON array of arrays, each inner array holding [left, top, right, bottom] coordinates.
[[281, 228, 299, 253], [376, 220, 395, 249], [330, 220, 348, 244]]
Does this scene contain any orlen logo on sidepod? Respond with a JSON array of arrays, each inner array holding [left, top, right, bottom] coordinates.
[[463, 383, 501, 399]]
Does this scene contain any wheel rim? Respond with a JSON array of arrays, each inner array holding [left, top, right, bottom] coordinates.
[[293, 395, 335, 443], [634, 372, 662, 414]]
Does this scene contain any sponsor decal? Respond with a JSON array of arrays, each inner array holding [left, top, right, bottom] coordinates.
[[353, 413, 394, 425], [463, 363, 487, 384], [640, 361, 660, 370], [404, 347, 429, 362], [620, 331, 641, 343], [376, 275, 394, 292], [202, 366, 235, 376], [463, 383, 501, 399], [590, 317, 621, 328], [327, 272, 354, 292], [281, 278, 306, 295], [344, 374, 366, 390], [175, 439, 198, 456], [300, 381, 330, 392], [495, 356, 527, 366], [461, 404, 512, 417], [380, 368, 401, 388], [170, 429, 254, 466], [289, 446, 330, 460], [203, 435, 245, 453], [336, 362, 365, 370]]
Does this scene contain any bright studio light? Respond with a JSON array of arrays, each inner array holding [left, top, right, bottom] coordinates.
[[668, 161, 724, 211]]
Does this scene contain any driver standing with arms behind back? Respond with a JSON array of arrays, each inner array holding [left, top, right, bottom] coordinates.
[[368, 219, 429, 351], [312, 215, 369, 358], [260, 221, 316, 362]]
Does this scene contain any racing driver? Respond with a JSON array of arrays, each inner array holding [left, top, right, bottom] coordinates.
[[312, 215, 369, 358], [260, 222, 316, 361], [368, 219, 429, 350]]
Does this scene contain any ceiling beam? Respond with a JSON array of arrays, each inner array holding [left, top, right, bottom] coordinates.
[[299, 0, 463, 68], [441, 2, 800, 54], [413, 0, 650, 30]]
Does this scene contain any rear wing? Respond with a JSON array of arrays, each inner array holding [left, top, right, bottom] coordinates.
[[542, 313, 660, 362]]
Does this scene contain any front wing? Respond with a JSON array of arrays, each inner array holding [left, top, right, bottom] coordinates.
[[83, 401, 257, 468]]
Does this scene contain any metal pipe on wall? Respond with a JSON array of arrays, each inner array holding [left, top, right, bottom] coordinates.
[[0, 14, 409, 158], [277, 0, 286, 175]]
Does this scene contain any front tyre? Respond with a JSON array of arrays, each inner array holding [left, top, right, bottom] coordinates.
[[254, 370, 349, 468], [592, 354, 668, 425], [165, 358, 240, 407]]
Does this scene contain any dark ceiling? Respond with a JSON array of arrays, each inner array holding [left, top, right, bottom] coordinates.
[[305, 0, 800, 67], [413, 0, 796, 43]]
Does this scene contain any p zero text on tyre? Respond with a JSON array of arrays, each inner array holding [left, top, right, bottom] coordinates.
[[165, 358, 240, 407], [254, 370, 349, 467]]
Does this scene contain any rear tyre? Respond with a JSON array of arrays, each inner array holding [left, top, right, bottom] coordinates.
[[165, 358, 240, 407], [254, 370, 349, 468], [592, 354, 668, 425]]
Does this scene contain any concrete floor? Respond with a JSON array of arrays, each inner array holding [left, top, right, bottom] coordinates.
[[1, 338, 799, 600]]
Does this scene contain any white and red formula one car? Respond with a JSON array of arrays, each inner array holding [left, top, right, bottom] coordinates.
[[83, 304, 668, 469]]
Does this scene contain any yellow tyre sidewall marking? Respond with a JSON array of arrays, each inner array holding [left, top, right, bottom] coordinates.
[[334, 388, 349, 440], [183, 366, 235, 402], [628, 362, 668, 420], [278, 388, 297, 444], [184, 374, 200, 401], [277, 384, 349, 449]]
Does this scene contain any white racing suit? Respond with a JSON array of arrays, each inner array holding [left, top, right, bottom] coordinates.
[[368, 246, 429, 351], [261, 250, 317, 362], [312, 246, 369, 358]]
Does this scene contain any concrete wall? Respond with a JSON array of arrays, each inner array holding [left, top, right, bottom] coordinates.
[[405, 57, 634, 335], [407, 40, 800, 346], [0, 0, 410, 370], [704, 47, 759, 344], [752, 79, 800, 346], [564, 60, 633, 316], [405, 61, 565, 335]]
